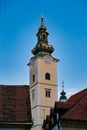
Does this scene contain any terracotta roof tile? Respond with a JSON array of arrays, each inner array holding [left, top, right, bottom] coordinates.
[[62, 93, 87, 121], [55, 88, 87, 121], [67, 88, 87, 103], [0, 85, 32, 122], [55, 101, 73, 109]]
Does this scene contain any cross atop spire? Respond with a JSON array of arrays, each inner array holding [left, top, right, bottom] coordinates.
[[41, 15, 44, 26], [38, 16, 46, 30], [62, 81, 64, 91]]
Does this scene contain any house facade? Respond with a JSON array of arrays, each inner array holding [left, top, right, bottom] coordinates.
[[0, 85, 33, 130], [42, 88, 87, 130]]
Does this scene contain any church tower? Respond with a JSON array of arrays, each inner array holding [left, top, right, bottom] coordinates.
[[28, 17, 59, 130]]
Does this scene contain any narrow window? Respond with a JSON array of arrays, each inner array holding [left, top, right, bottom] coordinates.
[[32, 89, 35, 100], [45, 89, 51, 97], [43, 34, 45, 40], [45, 73, 50, 80], [33, 74, 35, 82]]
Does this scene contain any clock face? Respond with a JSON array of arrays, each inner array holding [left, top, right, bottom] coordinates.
[[44, 55, 52, 64]]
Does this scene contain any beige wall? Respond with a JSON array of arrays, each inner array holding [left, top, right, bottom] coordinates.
[[30, 56, 58, 86], [30, 83, 57, 108], [37, 57, 57, 85], [39, 83, 57, 106], [29, 55, 58, 130]]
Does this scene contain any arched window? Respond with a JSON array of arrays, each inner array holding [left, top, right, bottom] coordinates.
[[43, 34, 45, 40], [45, 73, 50, 80]]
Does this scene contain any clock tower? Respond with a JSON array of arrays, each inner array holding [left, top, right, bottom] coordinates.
[[28, 17, 59, 130]]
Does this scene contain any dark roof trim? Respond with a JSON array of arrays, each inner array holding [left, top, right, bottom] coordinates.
[[60, 118, 87, 122], [0, 121, 33, 125]]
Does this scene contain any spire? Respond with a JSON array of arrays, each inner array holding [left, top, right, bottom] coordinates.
[[59, 81, 67, 102], [31, 17, 54, 56], [41, 16, 44, 26], [38, 16, 46, 30], [62, 81, 64, 91]]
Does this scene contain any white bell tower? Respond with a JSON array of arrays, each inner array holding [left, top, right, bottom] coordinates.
[[28, 17, 59, 130]]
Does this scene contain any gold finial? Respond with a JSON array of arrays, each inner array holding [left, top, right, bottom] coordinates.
[[62, 81, 64, 91], [41, 15, 44, 26]]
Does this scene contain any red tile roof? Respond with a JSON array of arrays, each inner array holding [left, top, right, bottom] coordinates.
[[67, 88, 87, 103], [55, 101, 73, 110], [61, 88, 87, 121], [0, 85, 32, 123], [55, 88, 87, 121]]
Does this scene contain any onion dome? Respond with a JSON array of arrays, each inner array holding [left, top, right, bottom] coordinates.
[[59, 81, 67, 102], [32, 16, 54, 56]]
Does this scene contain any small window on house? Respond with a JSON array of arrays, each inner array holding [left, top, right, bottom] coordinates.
[[45, 89, 51, 97], [45, 73, 50, 80], [33, 74, 35, 82], [32, 89, 35, 100]]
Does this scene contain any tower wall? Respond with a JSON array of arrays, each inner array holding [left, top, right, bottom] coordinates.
[[29, 56, 58, 130]]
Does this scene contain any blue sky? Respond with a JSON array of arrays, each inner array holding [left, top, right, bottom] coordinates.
[[0, 0, 87, 98]]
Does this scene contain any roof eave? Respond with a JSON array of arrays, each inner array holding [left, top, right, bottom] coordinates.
[[0, 121, 33, 126]]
